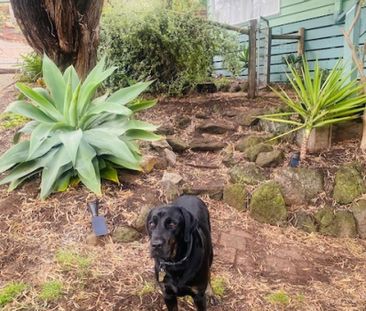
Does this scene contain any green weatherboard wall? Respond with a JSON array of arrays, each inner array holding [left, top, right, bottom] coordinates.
[[212, 0, 366, 82]]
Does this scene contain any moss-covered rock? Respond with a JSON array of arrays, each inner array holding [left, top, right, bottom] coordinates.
[[315, 208, 357, 238], [352, 200, 366, 239], [229, 163, 266, 185], [244, 143, 273, 162], [292, 212, 317, 233], [274, 167, 324, 205], [113, 226, 141, 243], [223, 183, 248, 211], [255, 149, 284, 167], [249, 181, 287, 225], [235, 135, 266, 152], [333, 164, 365, 204]]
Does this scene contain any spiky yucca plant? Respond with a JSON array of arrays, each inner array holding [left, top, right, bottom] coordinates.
[[259, 59, 366, 159], [0, 55, 159, 199]]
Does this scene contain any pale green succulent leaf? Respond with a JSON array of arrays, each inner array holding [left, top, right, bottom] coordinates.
[[107, 81, 153, 106]]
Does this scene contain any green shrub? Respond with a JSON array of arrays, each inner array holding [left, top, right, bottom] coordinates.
[[0, 282, 27, 307], [100, 7, 240, 95], [0, 55, 159, 199], [18, 52, 43, 83]]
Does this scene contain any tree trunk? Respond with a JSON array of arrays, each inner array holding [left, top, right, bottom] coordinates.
[[10, 0, 104, 78], [300, 128, 311, 161]]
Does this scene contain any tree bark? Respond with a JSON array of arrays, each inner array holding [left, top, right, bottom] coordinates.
[[10, 0, 104, 78], [300, 128, 311, 161]]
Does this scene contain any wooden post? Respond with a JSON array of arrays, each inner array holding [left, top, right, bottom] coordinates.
[[343, 3, 361, 81], [248, 19, 257, 99], [297, 27, 305, 56], [265, 27, 272, 85]]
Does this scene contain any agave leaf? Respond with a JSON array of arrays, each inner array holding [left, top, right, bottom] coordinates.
[[86, 102, 133, 117], [107, 81, 153, 105], [84, 128, 138, 163], [125, 120, 158, 132], [105, 155, 142, 171], [58, 129, 83, 165], [69, 82, 82, 127], [8, 170, 40, 191], [100, 163, 119, 183], [16, 83, 63, 121], [125, 129, 161, 141], [33, 87, 54, 105], [0, 141, 30, 173], [6, 100, 54, 123], [127, 99, 157, 112], [75, 139, 101, 195], [42, 54, 66, 110], [63, 65, 80, 91], [27, 123, 55, 160], [13, 121, 39, 143], [63, 69, 73, 123], [28, 136, 61, 161], [40, 145, 72, 199], [54, 170, 73, 192]]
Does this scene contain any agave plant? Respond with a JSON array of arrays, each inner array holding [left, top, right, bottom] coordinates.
[[259, 58, 366, 159], [0, 55, 160, 199]]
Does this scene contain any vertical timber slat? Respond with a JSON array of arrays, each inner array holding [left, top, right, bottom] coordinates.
[[297, 27, 305, 56], [248, 19, 257, 99]]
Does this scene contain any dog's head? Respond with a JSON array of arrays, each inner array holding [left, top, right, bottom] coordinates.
[[146, 205, 197, 260]]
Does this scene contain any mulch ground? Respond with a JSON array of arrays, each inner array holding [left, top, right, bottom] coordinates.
[[1, 82, 366, 310]]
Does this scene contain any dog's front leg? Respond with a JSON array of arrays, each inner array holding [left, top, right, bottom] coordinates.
[[164, 294, 178, 311], [193, 293, 207, 311]]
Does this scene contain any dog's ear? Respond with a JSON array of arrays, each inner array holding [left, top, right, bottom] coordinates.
[[177, 207, 197, 243], [145, 208, 154, 237]]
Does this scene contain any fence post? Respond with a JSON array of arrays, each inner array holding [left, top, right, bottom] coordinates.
[[297, 27, 305, 56], [248, 19, 257, 99]]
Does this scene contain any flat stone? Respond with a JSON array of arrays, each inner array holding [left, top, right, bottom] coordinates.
[[164, 148, 177, 167], [195, 112, 210, 119], [332, 121, 362, 142], [244, 143, 273, 162], [235, 108, 264, 127], [229, 163, 266, 185], [183, 181, 224, 200], [333, 164, 365, 205], [161, 172, 183, 185], [141, 156, 159, 173], [292, 212, 317, 233], [274, 167, 324, 205], [156, 124, 175, 136], [166, 137, 189, 153], [161, 172, 183, 201], [255, 149, 284, 167], [134, 205, 152, 232], [249, 181, 287, 225], [196, 120, 236, 134], [151, 139, 172, 151], [190, 138, 225, 151], [223, 183, 248, 211], [352, 200, 366, 238]]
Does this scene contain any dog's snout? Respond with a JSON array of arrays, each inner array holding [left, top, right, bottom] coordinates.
[[151, 239, 164, 249]]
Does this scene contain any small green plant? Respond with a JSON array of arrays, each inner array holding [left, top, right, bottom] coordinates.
[[0, 55, 159, 199], [137, 281, 155, 297], [265, 290, 290, 305], [38, 280, 63, 302], [55, 249, 92, 272], [18, 52, 43, 83], [239, 45, 249, 70], [211, 276, 226, 298], [258, 58, 366, 159], [0, 112, 28, 130], [0, 282, 27, 307]]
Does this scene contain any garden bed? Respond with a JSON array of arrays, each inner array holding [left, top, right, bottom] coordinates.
[[1, 85, 366, 310]]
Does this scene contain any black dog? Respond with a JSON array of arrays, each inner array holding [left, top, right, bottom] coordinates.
[[146, 195, 214, 311]]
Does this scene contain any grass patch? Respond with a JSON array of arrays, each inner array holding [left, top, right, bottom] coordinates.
[[55, 249, 92, 272], [0, 282, 27, 307], [211, 276, 226, 298], [137, 281, 155, 297], [0, 112, 28, 129], [38, 280, 63, 302], [266, 290, 290, 305]]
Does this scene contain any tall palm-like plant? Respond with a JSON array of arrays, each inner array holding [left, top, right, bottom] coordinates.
[[0, 55, 159, 199], [259, 59, 366, 159]]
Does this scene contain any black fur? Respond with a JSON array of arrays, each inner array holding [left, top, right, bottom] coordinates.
[[146, 195, 214, 311]]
